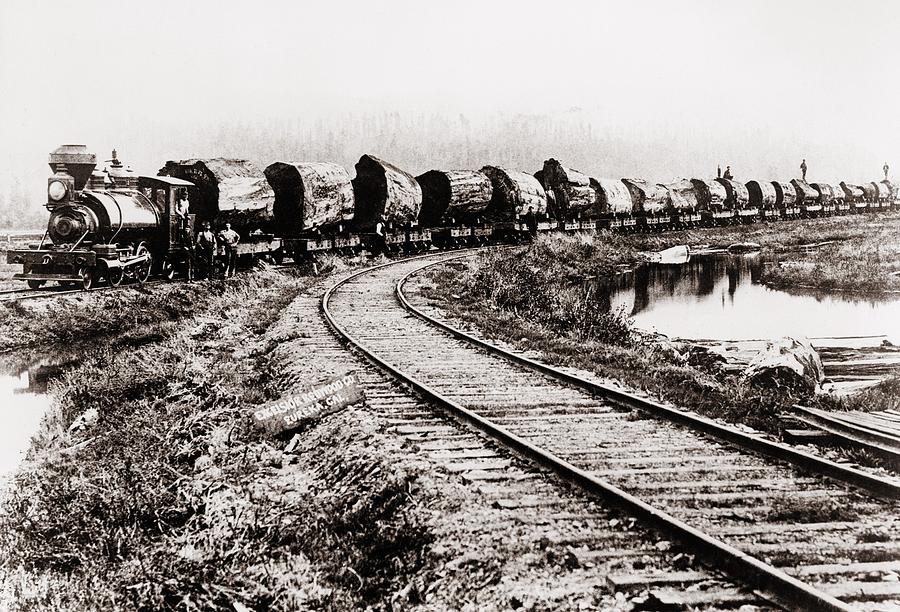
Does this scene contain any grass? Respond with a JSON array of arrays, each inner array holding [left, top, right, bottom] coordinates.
[[0, 263, 435, 611]]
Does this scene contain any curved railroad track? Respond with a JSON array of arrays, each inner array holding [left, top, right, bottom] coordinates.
[[322, 251, 900, 611]]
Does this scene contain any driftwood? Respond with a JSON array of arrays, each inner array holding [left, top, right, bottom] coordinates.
[[621, 179, 669, 214], [590, 178, 634, 215], [660, 179, 699, 212], [159, 159, 274, 231], [264, 162, 354, 233], [790, 178, 818, 204], [351, 155, 422, 229], [416, 170, 493, 225], [691, 178, 728, 211], [809, 183, 834, 203], [480, 166, 547, 220], [541, 159, 597, 218], [715, 178, 750, 209], [772, 181, 798, 207], [746, 180, 777, 208]]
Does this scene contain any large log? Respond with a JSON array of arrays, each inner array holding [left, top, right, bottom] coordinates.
[[809, 182, 834, 203], [690, 178, 727, 211], [351, 154, 422, 229], [771, 181, 798, 207], [874, 181, 892, 200], [159, 159, 275, 231], [481, 166, 547, 221], [541, 159, 597, 218], [416, 170, 493, 226], [264, 162, 355, 233], [660, 179, 700, 212], [839, 182, 865, 201], [790, 178, 818, 204], [746, 180, 777, 208], [621, 178, 669, 214], [715, 178, 750, 210], [590, 178, 634, 215]]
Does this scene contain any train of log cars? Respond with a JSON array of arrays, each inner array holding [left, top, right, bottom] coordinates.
[[7, 144, 898, 289]]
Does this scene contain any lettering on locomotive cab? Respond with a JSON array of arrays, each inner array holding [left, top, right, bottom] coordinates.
[[251, 372, 364, 434]]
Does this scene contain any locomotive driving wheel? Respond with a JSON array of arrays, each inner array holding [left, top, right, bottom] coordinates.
[[108, 266, 124, 287], [77, 266, 93, 290], [135, 244, 152, 283]]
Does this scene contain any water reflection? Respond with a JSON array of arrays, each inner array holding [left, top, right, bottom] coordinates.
[[0, 350, 79, 482], [597, 255, 900, 342]]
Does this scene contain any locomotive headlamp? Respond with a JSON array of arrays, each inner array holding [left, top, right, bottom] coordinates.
[[48, 180, 67, 201]]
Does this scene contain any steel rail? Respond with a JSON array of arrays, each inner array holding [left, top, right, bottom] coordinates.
[[0, 280, 166, 304], [395, 256, 900, 501], [321, 253, 853, 612]]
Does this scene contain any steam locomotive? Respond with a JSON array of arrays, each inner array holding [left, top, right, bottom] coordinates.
[[7, 144, 897, 289]]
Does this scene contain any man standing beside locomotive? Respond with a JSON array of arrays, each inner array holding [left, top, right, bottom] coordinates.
[[196, 222, 217, 279], [218, 223, 241, 278]]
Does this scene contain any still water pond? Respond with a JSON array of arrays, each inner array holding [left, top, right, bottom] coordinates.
[[599, 255, 900, 343], [0, 354, 76, 486]]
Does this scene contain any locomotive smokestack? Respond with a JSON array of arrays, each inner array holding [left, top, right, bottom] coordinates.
[[49, 144, 96, 191]]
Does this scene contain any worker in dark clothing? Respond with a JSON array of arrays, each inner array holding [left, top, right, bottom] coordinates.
[[218, 223, 240, 277], [717, 165, 721, 178], [373, 214, 388, 257], [196, 221, 216, 279], [884, 162, 890, 180], [800, 159, 808, 181], [723, 166, 733, 180], [546, 189, 558, 222], [524, 206, 538, 238]]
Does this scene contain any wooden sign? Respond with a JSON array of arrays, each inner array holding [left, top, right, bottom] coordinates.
[[252, 371, 364, 434]]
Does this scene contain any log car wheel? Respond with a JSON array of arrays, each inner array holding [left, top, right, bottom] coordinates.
[[77, 266, 94, 290]]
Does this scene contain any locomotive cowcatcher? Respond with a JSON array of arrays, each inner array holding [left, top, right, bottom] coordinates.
[[7, 145, 196, 289]]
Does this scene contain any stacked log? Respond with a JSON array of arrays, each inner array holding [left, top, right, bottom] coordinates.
[[590, 178, 634, 215], [264, 162, 354, 234], [416, 170, 493, 226], [541, 159, 598, 218], [660, 179, 700, 212], [159, 158, 274, 231], [746, 180, 777, 209], [691, 178, 728, 211], [715, 178, 750, 210], [839, 182, 865, 201], [809, 183, 834, 203], [621, 179, 668, 214], [790, 178, 818, 205], [881, 180, 896, 199], [351, 155, 422, 229], [771, 181, 798, 207], [480, 166, 547, 220]]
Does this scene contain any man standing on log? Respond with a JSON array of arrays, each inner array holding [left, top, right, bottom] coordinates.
[[218, 222, 240, 278], [723, 166, 733, 180], [884, 162, 890, 180], [800, 159, 808, 181]]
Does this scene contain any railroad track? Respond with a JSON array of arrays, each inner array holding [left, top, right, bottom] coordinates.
[[323, 251, 900, 611], [259, 257, 778, 610], [0, 280, 165, 303]]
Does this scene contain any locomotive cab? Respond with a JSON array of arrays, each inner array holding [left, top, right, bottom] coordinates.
[[139, 175, 197, 278]]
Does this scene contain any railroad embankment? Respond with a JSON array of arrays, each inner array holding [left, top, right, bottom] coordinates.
[[0, 259, 438, 610]]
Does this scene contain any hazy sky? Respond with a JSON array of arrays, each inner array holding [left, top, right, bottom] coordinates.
[[1, 0, 898, 191]]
